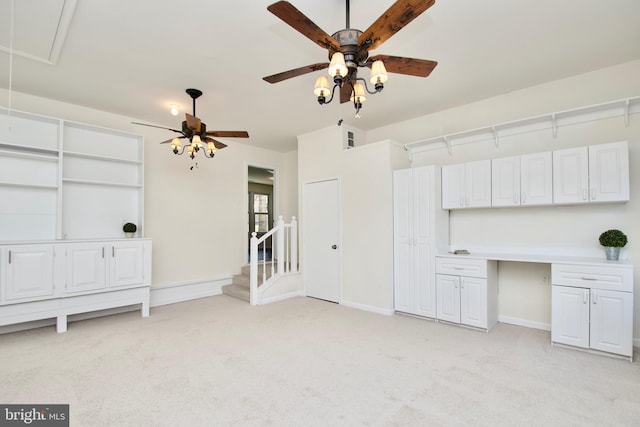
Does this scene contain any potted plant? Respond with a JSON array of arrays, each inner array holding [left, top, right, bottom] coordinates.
[[123, 222, 137, 238], [598, 229, 628, 260]]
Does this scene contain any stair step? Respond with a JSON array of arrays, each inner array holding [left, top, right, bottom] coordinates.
[[240, 262, 276, 279], [221, 284, 250, 302]]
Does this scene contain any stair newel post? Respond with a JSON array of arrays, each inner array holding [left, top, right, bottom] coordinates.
[[276, 215, 285, 275], [290, 216, 298, 273], [250, 232, 258, 305]]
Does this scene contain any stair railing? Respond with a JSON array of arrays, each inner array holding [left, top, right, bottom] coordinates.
[[249, 215, 298, 305]]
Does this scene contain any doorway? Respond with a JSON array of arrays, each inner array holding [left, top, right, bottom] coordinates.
[[248, 166, 274, 262], [303, 178, 341, 303]]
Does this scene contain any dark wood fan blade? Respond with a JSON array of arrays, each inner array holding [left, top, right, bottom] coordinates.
[[358, 0, 435, 51], [368, 55, 437, 77], [131, 122, 183, 133], [263, 63, 329, 84], [267, 1, 340, 50], [203, 136, 228, 149], [159, 136, 188, 144], [185, 113, 201, 133], [340, 82, 352, 104], [205, 131, 249, 138]]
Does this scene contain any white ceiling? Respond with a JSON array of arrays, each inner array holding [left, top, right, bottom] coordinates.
[[1, 0, 639, 152]]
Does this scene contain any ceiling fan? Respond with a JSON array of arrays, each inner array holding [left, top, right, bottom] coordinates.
[[132, 88, 249, 159], [263, 0, 438, 116]]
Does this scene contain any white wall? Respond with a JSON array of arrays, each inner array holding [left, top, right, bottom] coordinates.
[[0, 89, 298, 291], [297, 126, 405, 312], [365, 60, 640, 336]]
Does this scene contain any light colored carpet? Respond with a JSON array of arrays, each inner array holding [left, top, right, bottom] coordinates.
[[1, 295, 639, 426]]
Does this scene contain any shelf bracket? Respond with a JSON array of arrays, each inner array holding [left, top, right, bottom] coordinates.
[[551, 113, 558, 138], [491, 126, 499, 147], [444, 136, 452, 155], [624, 99, 630, 127]]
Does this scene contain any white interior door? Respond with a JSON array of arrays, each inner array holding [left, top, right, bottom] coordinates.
[[303, 179, 340, 302]]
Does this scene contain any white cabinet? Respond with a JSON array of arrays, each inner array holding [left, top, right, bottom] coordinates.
[[492, 152, 552, 207], [553, 141, 629, 204], [551, 263, 633, 358], [66, 242, 108, 293], [5, 245, 56, 301], [435, 256, 497, 330], [393, 166, 449, 318], [441, 160, 491, 209], [1, 239, 151, 333]]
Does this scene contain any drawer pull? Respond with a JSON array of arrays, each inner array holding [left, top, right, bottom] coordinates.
[[580, 276, 597, 281], [8, 250, 11, 264], [454, 267, 465, 270]]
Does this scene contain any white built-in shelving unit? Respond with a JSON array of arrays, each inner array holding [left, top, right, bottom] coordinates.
[[0, 107, 144, 241]]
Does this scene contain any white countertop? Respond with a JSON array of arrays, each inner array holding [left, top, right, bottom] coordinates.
[[437, 251, 633, 267]]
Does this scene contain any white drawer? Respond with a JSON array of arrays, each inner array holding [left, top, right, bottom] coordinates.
[[436, 256, 487, 278], [551, 263, 633, 292]]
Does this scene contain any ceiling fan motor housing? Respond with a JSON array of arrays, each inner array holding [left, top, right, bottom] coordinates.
[[329, 29, 368, 69]]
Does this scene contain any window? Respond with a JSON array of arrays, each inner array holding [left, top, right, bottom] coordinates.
[[253, 194, 269, 232]]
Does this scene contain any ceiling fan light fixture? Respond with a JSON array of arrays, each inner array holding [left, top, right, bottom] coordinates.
[[314, 75, 332, 104], [369, 60, 388, 88], [192, 134, 203, 151], [170, 137, 182, 154], [328, 52, 348, 80], [350, 82, 366, 104], [206, 142, 216, 156]]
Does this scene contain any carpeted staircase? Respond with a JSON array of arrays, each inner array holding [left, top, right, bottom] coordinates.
[[222, 262, 274, 302]]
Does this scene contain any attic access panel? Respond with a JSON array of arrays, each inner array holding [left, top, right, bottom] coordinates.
[[0, 0, 77, 64]]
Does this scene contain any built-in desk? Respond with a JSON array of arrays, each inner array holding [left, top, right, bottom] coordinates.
[[435, 252, 634, 360]]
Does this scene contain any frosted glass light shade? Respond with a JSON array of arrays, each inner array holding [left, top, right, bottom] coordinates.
[[192, 134, 203, 149], [314, 75, 331, 97], [350, 82, 366, 103], [170, 137, 182, 150], [328, 52, 348, 78], [369, 60, 388, 84], [207, 142, 216, 155]]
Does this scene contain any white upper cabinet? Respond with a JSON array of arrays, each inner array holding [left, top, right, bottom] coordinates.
[[442, 160, 491, 209], [492, 152, 552, 207], [553, 141, 629, 205]]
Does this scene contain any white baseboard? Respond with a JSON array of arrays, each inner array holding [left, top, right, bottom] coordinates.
[[260, 290, 304, 305], [340, 299, 394, 316], [498, 315, 551, 331], [150, 276, 232, 307]]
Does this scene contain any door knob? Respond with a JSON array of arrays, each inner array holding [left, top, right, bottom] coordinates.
[[331, 244, 338, 249]]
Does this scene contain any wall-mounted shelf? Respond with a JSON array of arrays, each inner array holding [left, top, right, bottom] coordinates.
[[0, 182, 58, 190], [405, 96, 640, 154], [62, 178, 142, 189], [63, 151, 143, 165]]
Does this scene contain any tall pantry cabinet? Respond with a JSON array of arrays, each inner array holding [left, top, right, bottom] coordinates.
[[393, 165, 449, 318]]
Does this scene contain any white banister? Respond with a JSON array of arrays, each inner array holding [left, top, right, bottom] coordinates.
[[249, 215, 298, 305]]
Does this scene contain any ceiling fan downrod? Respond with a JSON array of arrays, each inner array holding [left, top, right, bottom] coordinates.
[[185, 88, 202, 117]]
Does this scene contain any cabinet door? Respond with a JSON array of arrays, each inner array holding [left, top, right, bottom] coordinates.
[[5, 245, 54, 301], [552, 146, 588, 204], [551, 285, 589, 349], [393, 169, 414, 313], [466, 160, 492, 208], [109, 242, 144, 288], [520, 152, 552, 206], [460, 276, 487, 329], [589, 141, 629, 203], [436, 274, 460, 323], [415, 243, 435, 318], [441, 164, 465, 209], [491, 156, 520, 207], [590, 289, 633, 357], [66, 243, 108, 293]]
